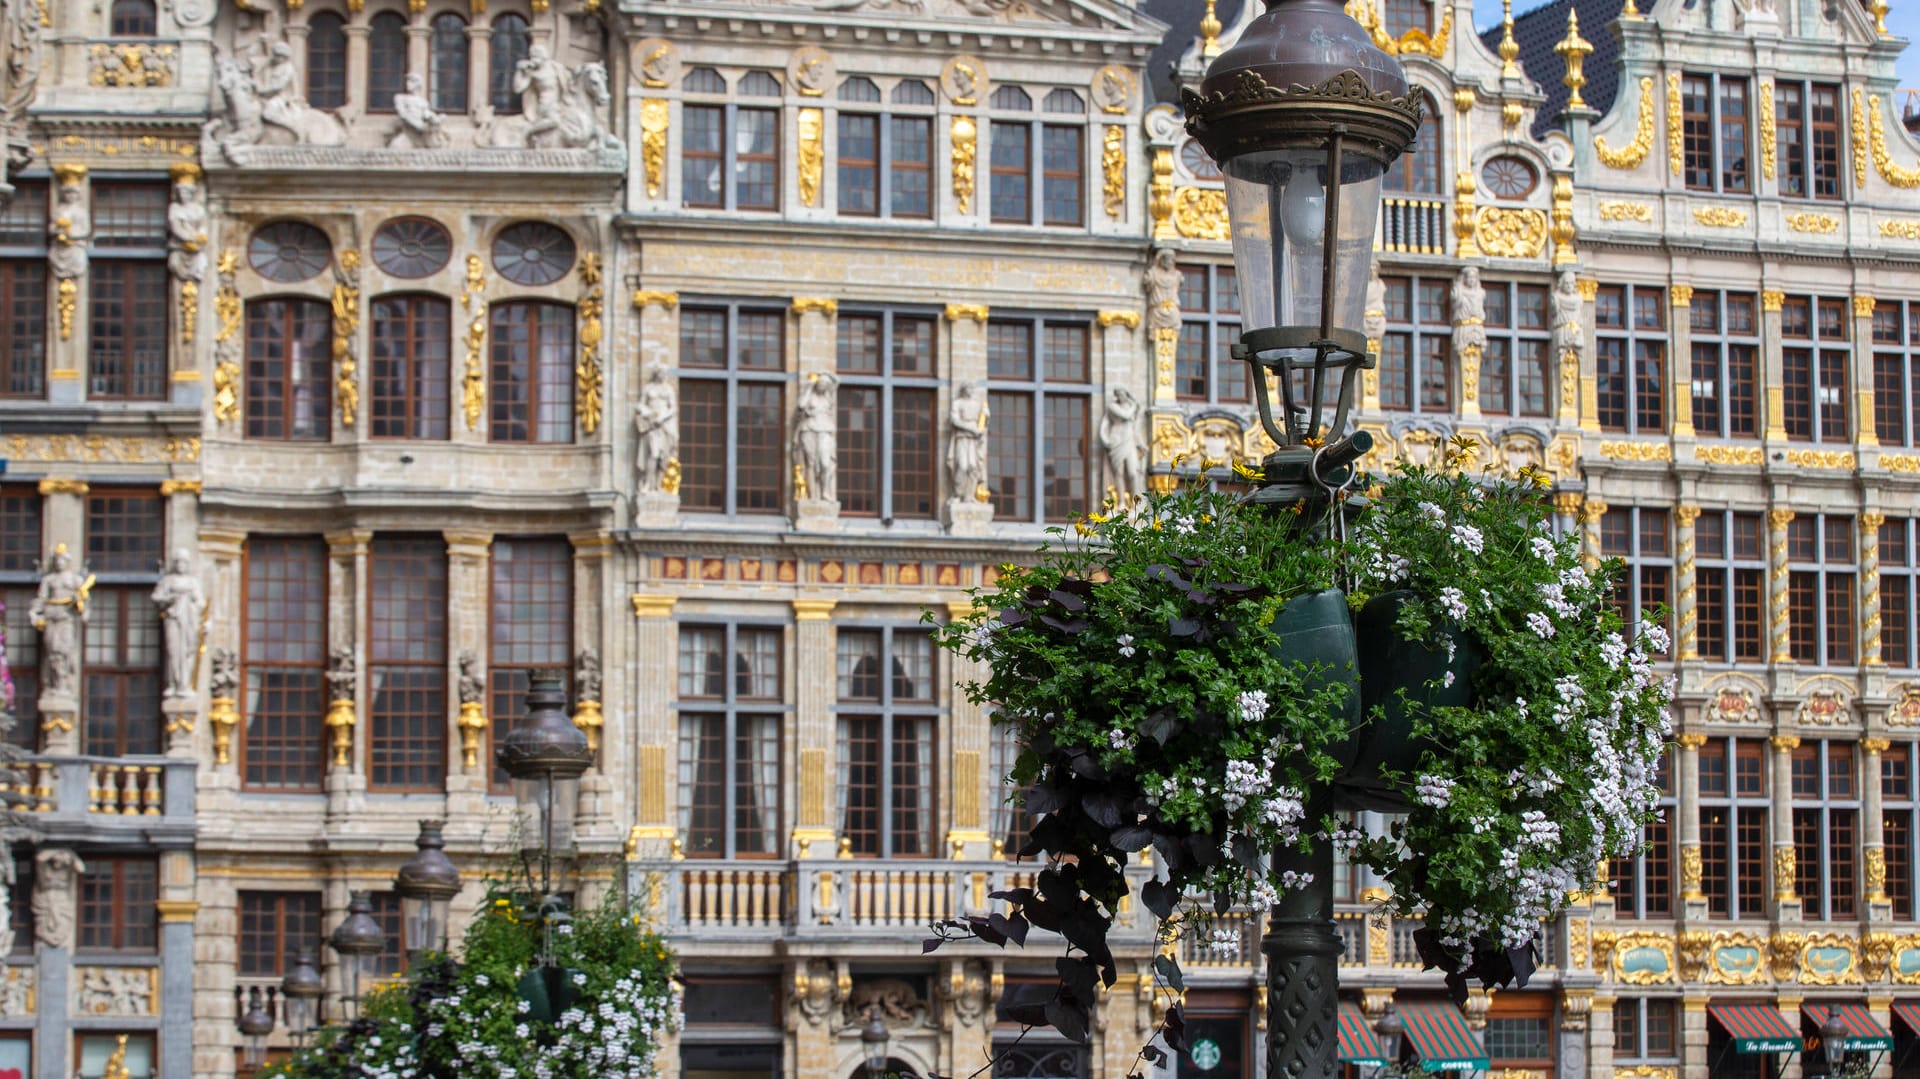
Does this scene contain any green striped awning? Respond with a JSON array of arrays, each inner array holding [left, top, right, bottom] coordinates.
[[1337, 1002, 1388, 1067], [1710, 1002, 1803, 1054], [1892, 1001, 1920, 1036], [1805, 1003, 1894, 1052], [1397, 1001, 1490, 1073]]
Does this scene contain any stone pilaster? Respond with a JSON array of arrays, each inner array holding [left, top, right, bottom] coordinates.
[[1761, 289, 1788, 442], [1863, 512, 1886, 667], [1587, 993, 1617, 1079], [1855, 294, 1879, 447], [1675, 504, 1701, 661], [944, 601, 992, 859], [1768, 508, 1795, 664], [1558, 990, 1592, 1079], [197, 528, 247, 790], [791, 598, 838, 857], [1576, 277, 1600, 431], [444, 531, 490, 802], [34, 479, 86, 754], [1579, 499, 1607, 570], [1775, 991, 1804, 1079], [944, 304, 992, 534], [1670, 284, 1696, 438], [1770, 734, 1802, 917], [628, 594, 678, 861], [465, 22, 492, 124], [324, 530, 372, 822], [1681, 995, 1709, 1079], [157, 879, 197, 1079], [572, 531, 617, 840], [342, 23, 370, 125], [1677, 733, 1707, 909], [792, 298, 840, 530], [1865, 737, 1891, 906], [46, 164, 86, 408], [632, 291, 681, 526], [190, 877, 238, 1079]]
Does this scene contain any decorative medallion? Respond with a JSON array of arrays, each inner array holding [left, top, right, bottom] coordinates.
[[941, 55, 986, 106]]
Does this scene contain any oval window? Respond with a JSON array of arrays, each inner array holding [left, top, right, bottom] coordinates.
[[1180, 138, 1222, 181], [491, 221, 577, 287], [1480, 156, 1538, 200], [247, 221, 333, 283], [372, 217, 453, 279]]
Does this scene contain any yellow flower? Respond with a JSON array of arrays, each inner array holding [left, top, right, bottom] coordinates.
[[1230, 460, 1265, 483], [1302, 436, 1325, 448]]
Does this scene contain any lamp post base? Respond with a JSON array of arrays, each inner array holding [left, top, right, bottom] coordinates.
[[1263, 829, 1342, 1079]]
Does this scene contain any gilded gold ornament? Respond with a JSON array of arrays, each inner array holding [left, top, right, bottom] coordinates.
[[640, 99, 669, 200], [1172, 186, 1229, 241], [1101, 126, 1126, 219], [951, 116, 977, 214], [1667, 73, 1683, 177], [1475, 206, 1548, 258], [797, 107, 824, 208], [1869, 93, 1920, 187], [1759, 82, 1776, 180]]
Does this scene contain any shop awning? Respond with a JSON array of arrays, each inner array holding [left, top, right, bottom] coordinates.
[[1337, 1002, 1387, 1067], [1710, 1002, 1803, 1054], [1806, 1003, 1895, 1051], [1397, 1000, 1490, 1073], [1893, 1002, 1920, 1037]]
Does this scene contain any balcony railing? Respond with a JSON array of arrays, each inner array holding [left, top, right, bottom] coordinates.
[[4, 755, 194, 823], [1378, 197, 1449, 255]]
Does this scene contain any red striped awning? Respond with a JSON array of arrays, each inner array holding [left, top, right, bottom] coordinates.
[[1396, 1000, 1489, 1072], [1337, 1002, 1387, 1066], [1893, 1001, 1920, 1035], [1807, 1003, 1895, 1051], [1710, 1002, 1803, 1053]]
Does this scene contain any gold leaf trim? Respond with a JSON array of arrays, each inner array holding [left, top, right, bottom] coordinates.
[[1596, 77, 1655, 169]]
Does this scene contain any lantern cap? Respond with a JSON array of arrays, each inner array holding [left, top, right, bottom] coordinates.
[[395, 819, 463, 901], [495, 670, 594, 782], [237, 988, 275, 1037], [329, 890, 387, 958], [1181, 0, 1422, 166], [281, 948, 325, 1001]]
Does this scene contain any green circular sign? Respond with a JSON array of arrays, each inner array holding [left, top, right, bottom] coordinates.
[[1190, 1039, 1222, 1071]]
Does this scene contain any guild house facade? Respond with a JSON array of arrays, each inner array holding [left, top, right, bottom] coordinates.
[[0, 0, 1916, 1077]]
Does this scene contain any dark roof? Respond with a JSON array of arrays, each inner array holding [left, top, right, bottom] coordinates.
[[1483, 0, 1627, 139], [1142, 0, 1249, 102]]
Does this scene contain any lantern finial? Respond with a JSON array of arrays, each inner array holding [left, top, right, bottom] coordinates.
[[1200, 0, 1223, 56]]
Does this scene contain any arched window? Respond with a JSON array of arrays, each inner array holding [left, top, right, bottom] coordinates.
[[488, 300, 575, 444], [1386, 92, 1441, 194], [109, 0, 157, 37], [367, 13, 407, 113], [429, 14, 469, 113], [892, 79, 935, 106], [838, 76, 881, 103], [739, 70, 781, 97], [247, 221, 333, 283], [491, 222, 576, 287], [306, 13, 347, 109], [489, 14, 530, 114]]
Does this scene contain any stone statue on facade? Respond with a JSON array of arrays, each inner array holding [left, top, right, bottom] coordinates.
[[47, 181, 89, 282], [208, 41, 345, 158], [795, 373, 839, 503], [326, 646, 355, 703], [31, 848, 83, 949], [29, 546, 88, 701], [1363, 267, 1387, 346], [948, 383, 990, 503], [390, 73, 450, 150], [457, 650, 483, 708], [1101, 386, 1146, 498], [1452, 265, 1487, 361], [576, 648, 602, 702], [1145, 247, 1181, 334], [3, 0, 43, 154], [151, 549, 205, 700], [79, 966, 153, 1016], [516, 46, 568, 145], [209, 646, 237, 699], [167, 177, 207, 283], [1551, 269, 1582, 360], [633, 365, 678, 496]]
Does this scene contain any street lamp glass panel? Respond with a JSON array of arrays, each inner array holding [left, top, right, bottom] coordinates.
[[1224, 147, 1385, 341], [401, 891, 448, 954], [516, 773, 582, 853]]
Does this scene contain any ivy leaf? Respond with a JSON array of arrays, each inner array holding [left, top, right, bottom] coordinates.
[[1150, 831, 1185, 873], [1048, 588, 1089, 613], [1140, 879, 1176, 920], [1153, 954, 1186, 993], [1004, 912, 1031, 946], [1183, 833, 1222, 868], [1162, 1004, 1188, 1052], [1142, 706, 1182, 746], [1025, 783, 1064, 816]]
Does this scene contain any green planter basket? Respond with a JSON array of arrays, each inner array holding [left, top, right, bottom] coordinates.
[[1335, 589, 1484, 811], [1269, 587, 1363, 733]]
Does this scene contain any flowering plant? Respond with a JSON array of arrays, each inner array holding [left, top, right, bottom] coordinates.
[[932, 446, 1669, 1037], [263, 890, 681, 1079]]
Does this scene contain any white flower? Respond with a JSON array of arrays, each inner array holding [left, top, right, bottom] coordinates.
[[1419, 501, 1447, 526], [1443, 670, 1456, 688], [1439, 587, 1468, 621], [1414, 774, 1454, 808], [1237, 689, 1270, 724], [1530, 536, 1557, 560], [1116, 633, 1137, 658], [1451, 524, 1485, 555], [1208, 928, 1239, 955], [1641, 623, 1671, 653], [1108, 729, 1136, 751], [1527, 611, 1555, 638]]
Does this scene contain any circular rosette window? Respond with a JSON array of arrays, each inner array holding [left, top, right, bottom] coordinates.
[[491, 221, 577, 287], [247, 221, 333, 283], [372, 216, 453, 279]]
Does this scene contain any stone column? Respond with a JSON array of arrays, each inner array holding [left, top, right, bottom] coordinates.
[[1095, 310, 1142, 504], [197, 528, 246, 791], [1768, 509, 1795, 664], [324, 530, 371, 823], [343, 24, 371, 125], [631, 291, 681, 526], [571, 531, 616, 840], [443, 532, 491, 804], [190, 878, 238, 1078], [944, 601, 992, 859], [1681, 996, 1709, 1079], [1863, 512, 1886, 668], [1558, 990, 1592, 1079], [944, 304, 992, 535], [792, 299, 840, 532], [46, 164, 87, 408], [1670, 285, 1696, 439], [1588, 993, 1617, 1079], [1771, 734, 1802, 917], [1855, 294, 1879, 448], [168, 164, 205, 411], [1678, 733, 1707, 908], [1762, 289, 1788, 442], [1865, 737, 1891, 907], [627, 595, 678, 861], [792, 599, 838, 857], [466, 21, 492, 123], [1675, 504, 1702, 661], [156, 866, 198, 1079], [1775, 991, 1804, 1079], [405, 17, 430, 83]]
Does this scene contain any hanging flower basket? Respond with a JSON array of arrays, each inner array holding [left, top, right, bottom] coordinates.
[[933, 448, 1671, 1037]]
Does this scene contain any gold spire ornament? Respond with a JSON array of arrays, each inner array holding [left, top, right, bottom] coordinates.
[[1555, 9, 1593, 110], [1868, 0, 1889, 34], [1498, 0, 1520, 80], [1200, 0, 1223, 57], [1621, 0, 1642, 19]]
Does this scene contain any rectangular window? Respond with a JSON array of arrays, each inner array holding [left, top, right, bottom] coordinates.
[[86, 488, 164, 574], [1778, 82, 1845, 200], [368, 536, 447, 791], [1615, 999, 1680, 1061], [683, 104, 725, 209], [1791, 740, 1859, 919], [1041, 125, 1084, 226], [88, 261, 167, 400], [77, 856, 157, 953], [0, 260, 46, 399], [1695, 511, 1767, 663], [1378, 276, 1451, 413], [1479, 281, 1552, 417], [1889, 742, 1920, 921], [1613, 750, 1676, 918], [1781, 296, 1850, 444], [681, 102, 779, 212], [890, 115, 933, 218], [1174, 264, 1244, 403], [370, 295, 452, 440], [1681, 73, 1750, 193], [1599, 506, 1673, 653], [245, 298, 332, 441], [242, 537, 329, 791], [837, 112, 933, 219], [677, 624, 783, 858], [1873, 301, 1920, 446], [838, 113, 879, 215], [1688, 291, 1759, 439], [238, 891, 322, 976], [1786, 513, 1857, 666], [989, 122, 1031, 223], [0, 487, 39, 748], [990, 722, 1032, 859], [1699, 737, 1770, 918], [488, 538, 571, 791], [677, 305, 788, 515], [488, 300, 575, 444], [986, 317, 1094, 523], [1885, 519, 1916, 669], [836, 629, 938, 858], [836, 311, 938, 519], [1595, 285, 1665, 433], [736, 108, 779, 211], [82, 489, 164, 758]]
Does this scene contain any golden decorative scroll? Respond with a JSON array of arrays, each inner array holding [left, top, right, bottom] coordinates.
[[797, 107, 824, 208], [1854, 87, 1873, 187], [1883, 220, 1920, 239], [1856, 295, 1878, 318], [632, 290, 677, 309], [1173, 186, 1229, 241], [461, 254, 485, 432], [56, 278, 75, 342], [1599, 200, 1653, 221], [1474, 206, 1548, 258], [332, 250, 361, 429], [576, 254, 604, 434], [1097, 310, 1141, 328], [1784, 448, 1855, 469], [88, 43, 175, 88], [639, 99, 668, 200], [1101, 125, 1126, 219], [1694, 206, 1747, 227], [4, 434, 199, 462], [212, 249, 242, 426], [1786, 212, 1839, 233], [1599, 440, 1671, 461], [1669, 285, 1694, 307], [1150, 147, 1175, 240], [1666, 73, 1683, 177], [1550, 176, 1576, 265], [951, 116, 977, 214], [945, 303, 989, 322], [1760, 82, 1776, 180], [1869, 93, 1920, 187], [1762, 289, 1785, 312], [1596, 77, 1655, 169], [792, 297, 838, 316]]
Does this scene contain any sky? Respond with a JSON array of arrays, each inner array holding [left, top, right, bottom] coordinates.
[[1473, 0, 1920, 91]]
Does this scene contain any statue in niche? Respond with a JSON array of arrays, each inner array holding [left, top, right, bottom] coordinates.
[[47, 181, 88, 282], [151, 548, 206, 700], [31, 848, 84, 949], [794, 373, 839, 503], [948, 383, 990, 502], [576, 648, 602, 703], [457, 650, 483, 708], [326, 646, 355, 703], [1364, 267, 1387, 346], [633, 365, 678, 496], [1551, 269, 1583, 360], [167, 177, 208, 283], [29, 546, 89, 700], [1145, 247, 1181, 335], [390, 73, 450, 149], [1452, 266, 1487, 354], [1101, 386, 1146, 497]]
